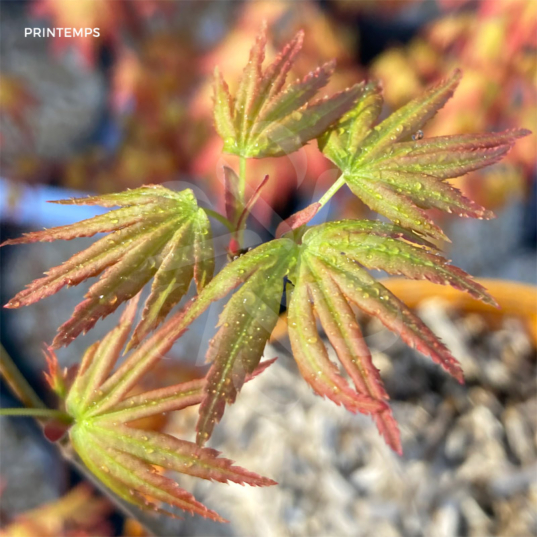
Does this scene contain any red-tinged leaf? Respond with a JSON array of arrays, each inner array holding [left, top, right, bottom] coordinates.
[[319, 237, 496, 306], [217, 27, 359, 158], [213, 67, 236, 145], [287, 263, 388, 416], [358, 169, 494, 219], [305, 255, 401, 453], [223, 166, 242, 224], [348, 177, 449, 241], [99, 378, 206, 425], [257, 60, 335, 125], [372, 129, 531, 179], [345, 82, 384, 155], [93, 359, 277, 425], [319, 72, 529, 240], [309, 220, 438, 249], [43, 346, 67, 398], [87, 299, 200, 416], [63, 309, 276, 521], [319, 252, 464, 382], [71, 427, 226, 522], [127, 224, 195, 349], [3, 187, 214, 348], [4, 219, 166, 309], [255, 30, 304, 109], [0, 204, 162, 246], [276, 202, 321, 238], [319, 81, 383, 166], [196, 239, 298, 445], [66, 296, 139, 416], [51, 184, 179, 207], [87, 423, 276, 488], [234, 22, 267, 143], [73, 341, 100, 385], [254, 84, 363, 158], [52, 218, 180, 348], [355, 70, 462, 164], [280, 217, 493, 451]]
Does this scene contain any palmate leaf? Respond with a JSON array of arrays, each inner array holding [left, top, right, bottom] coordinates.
[[60, 297, 276, 522], [195, 239, 298, 444], [1, 185, 214, 349], [161, 219, 495, 452], [319, 71, 531, 241], [213, 24, 362, 158], [289, 220, 496, 453]]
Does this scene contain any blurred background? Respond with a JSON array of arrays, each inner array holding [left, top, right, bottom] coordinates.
[[0, 1, 536, 535]]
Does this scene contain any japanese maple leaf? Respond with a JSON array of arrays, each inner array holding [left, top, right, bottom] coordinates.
[[213, 24, 362, 158], [48, 297, 276, 521], [318, 71, 531, 241], [2, 186, 214, 349], [285, 220, 495, 453], [150, 220, 495, 453]]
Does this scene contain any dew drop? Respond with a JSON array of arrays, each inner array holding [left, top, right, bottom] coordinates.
[[412, 130, 424, 141]]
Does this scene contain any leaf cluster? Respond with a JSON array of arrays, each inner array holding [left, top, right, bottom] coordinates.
[[55, 296, 275, 521], [1, 25, 530, 521]]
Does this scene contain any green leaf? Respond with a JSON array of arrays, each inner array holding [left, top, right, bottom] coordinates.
[[153, 213, 498, 452], [2, 186, 214, 348], [213, 67, 236, 145], [311, 220, 496, 305], [354, 70, 462, 162], [168, 215, 492, 452], [319, 70, 531, 240], [93, 358, 276, 425], [282, 218, 501, 451], [318, 80, 383, 167], [66, 296, 140, 413], [62, 302, 277, 521], [287, 255, 398, 451], [196, 239, 298, 445], [213, 25, 362, 158]]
